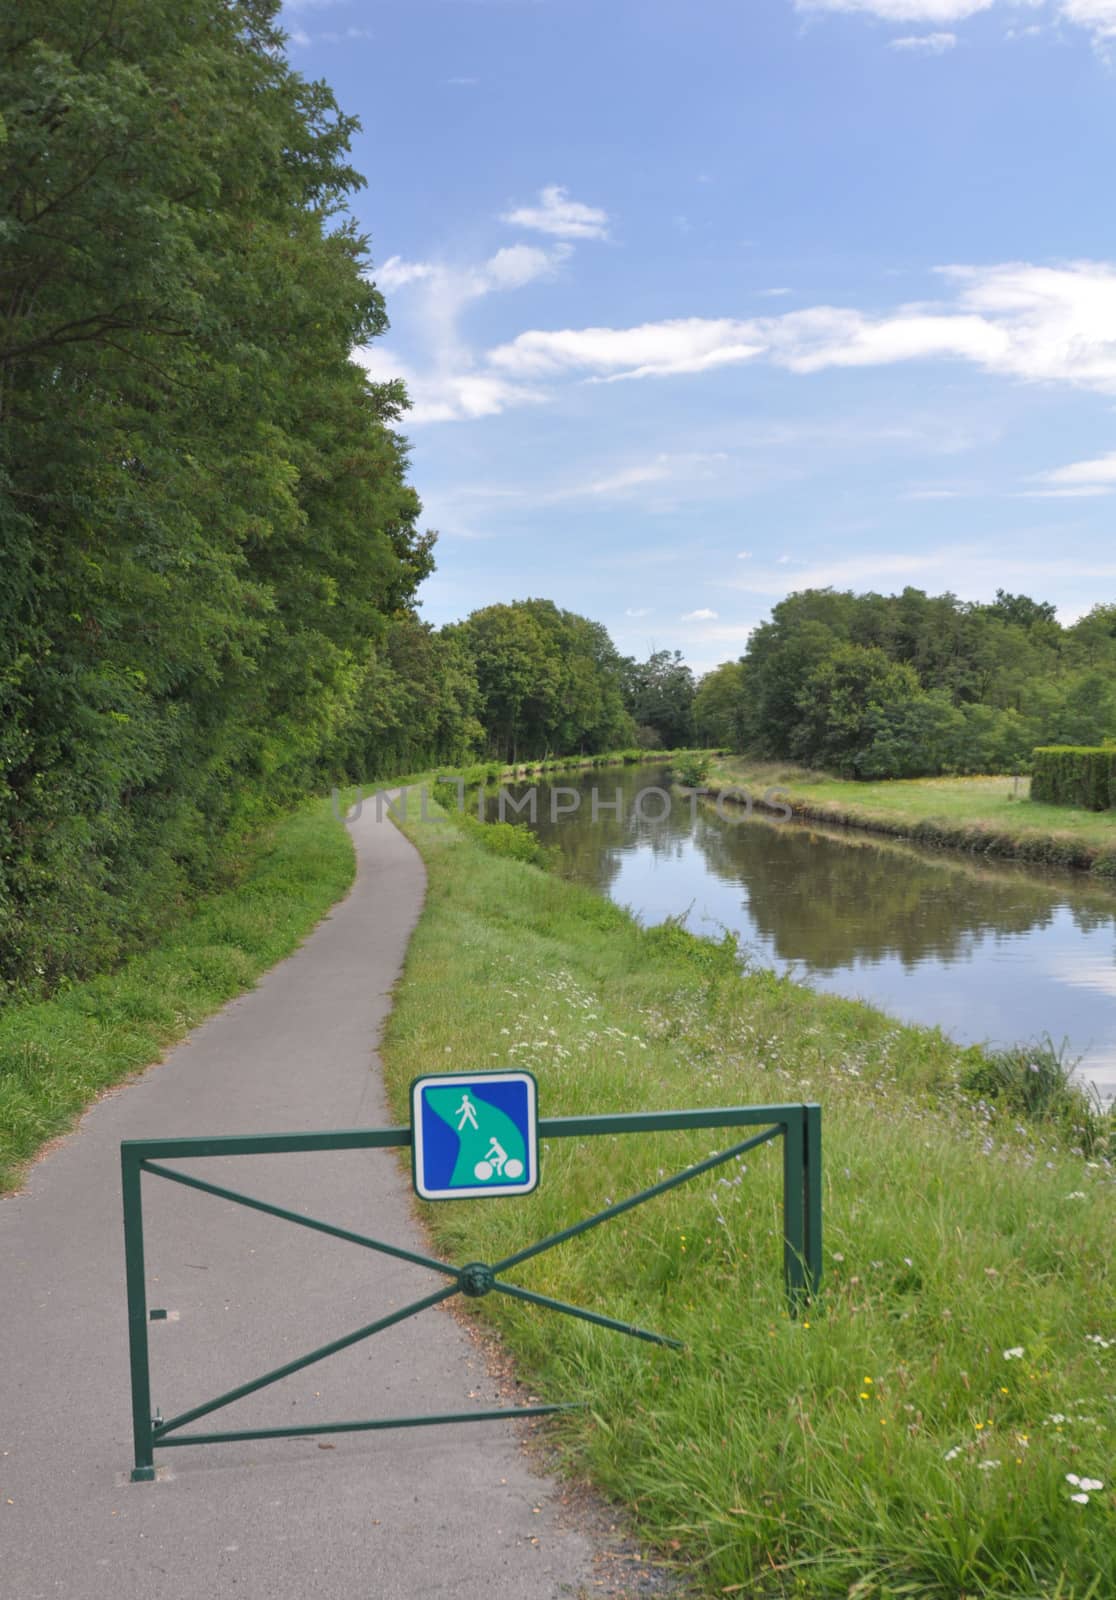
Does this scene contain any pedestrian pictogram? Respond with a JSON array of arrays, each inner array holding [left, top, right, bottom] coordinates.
[[411, 1071, 539, 1200]]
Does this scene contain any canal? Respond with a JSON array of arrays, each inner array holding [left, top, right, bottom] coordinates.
[[487, 762, 1116, 1103]]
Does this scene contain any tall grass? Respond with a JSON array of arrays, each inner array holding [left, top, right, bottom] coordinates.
[[384, 786, 1116, 1599], [0, 799, 354, 1189]]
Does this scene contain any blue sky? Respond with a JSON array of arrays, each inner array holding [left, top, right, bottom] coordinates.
[[283, 0, 1116, 673]]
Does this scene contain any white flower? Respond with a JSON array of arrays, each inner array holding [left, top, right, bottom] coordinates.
[[1067, 1474, 1104, 1492], [1003, 1347, 1025, 1360], [1066, 1191, 1086, 1200], [944, 1445, 962, 1461], [978, 1460, 1001, 1471], [1070, 1492, 1090, 1504]]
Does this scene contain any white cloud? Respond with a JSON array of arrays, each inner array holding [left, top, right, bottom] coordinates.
[[1019, 485, 1115, 497], [1038, 449, 1116, 485], [354, 346, 543, 425], [682, 608, 720, 621], [489, 317, 767, 379], [796, 0, 993, 19], [487, 261, 1116, 394], [1061, 0, 1116, 38], [376, 256, 437, 291], [723, 544, 1116, 599], [377, 244, 565, 299], [737, 550, 753, 559], [625, 607, 652, 617], [795, 0, 1116, 44], [288, 26, 311, 45], [889, 29, 958, 47], [501, 185, 610, 240]]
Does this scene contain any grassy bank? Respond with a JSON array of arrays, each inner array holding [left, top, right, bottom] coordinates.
[[383, 789, 1115, 1599], [0, 799, 355, 1191], [707, 762, 1116, 877]]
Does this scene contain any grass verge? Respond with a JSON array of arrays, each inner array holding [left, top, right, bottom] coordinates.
[[0, 798, 354, 1191], [383, 786, 1115, 1599], [707, 762, 1116, 877]]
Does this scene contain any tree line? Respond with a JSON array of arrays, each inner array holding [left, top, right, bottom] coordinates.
[[0, 0, 711, 1003], [693, 587, 1116, 777]]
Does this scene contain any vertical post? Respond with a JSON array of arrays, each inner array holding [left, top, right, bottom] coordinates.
[[803, 1104, 823, 1301], [121, 1147, 156, 1482], [781, 1111, 806, 1312]]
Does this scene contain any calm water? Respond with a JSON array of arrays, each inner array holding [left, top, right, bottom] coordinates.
[[489, 764, 1116, 1103]]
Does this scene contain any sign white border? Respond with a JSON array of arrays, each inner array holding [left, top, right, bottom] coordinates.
[[410, 1070, 539, 1201]]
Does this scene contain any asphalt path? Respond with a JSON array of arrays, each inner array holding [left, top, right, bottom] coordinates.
[[1, 803, 594, 1599]]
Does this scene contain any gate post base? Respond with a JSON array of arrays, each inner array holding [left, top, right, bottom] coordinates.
[[130, 1466, 156, 1483]]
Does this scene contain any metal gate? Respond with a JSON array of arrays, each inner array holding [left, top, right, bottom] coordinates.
[[121, 1101, 821, 1480]]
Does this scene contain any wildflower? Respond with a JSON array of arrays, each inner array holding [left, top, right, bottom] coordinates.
[[944, 1446, 962, 1461], [1066, 1474, 1104, 1492], [1003, 1347, 1024, 1360], [978, 1460, 1001, 1471], [1066, 1191, 1086, 1200], [1070, 1493, 1090, 1504]]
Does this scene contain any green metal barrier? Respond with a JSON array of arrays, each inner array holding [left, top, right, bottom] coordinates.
[[121, 1102, 822, 1481]]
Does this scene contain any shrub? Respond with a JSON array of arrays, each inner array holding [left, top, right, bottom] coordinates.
[[672, 753, 711, 787], [959, 1036, 1112, 1155], [1031, 745, 1116, 810]]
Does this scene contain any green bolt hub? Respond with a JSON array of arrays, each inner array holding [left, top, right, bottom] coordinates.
[[458, 1261, 496, 1298]]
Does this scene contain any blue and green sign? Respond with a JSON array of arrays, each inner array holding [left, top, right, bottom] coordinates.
[[411, 1071, 539, 1201]]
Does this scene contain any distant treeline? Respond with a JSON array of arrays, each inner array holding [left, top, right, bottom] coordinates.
[[690, 587, 1116, 777]]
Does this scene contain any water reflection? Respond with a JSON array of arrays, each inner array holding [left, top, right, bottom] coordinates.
[[495, 765, 1116, 1100]]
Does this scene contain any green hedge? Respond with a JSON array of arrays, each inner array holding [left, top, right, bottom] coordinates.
[[1031, 745, 1116, 809]]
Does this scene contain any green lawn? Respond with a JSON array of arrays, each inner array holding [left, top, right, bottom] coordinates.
[[383, 786, 1115, 1599], [709, 763, 1116, 874]]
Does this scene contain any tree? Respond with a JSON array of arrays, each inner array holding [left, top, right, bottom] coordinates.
[[692, 661, 746, 748], [0, 0, 430, 998], [620, 650, 695, 748]]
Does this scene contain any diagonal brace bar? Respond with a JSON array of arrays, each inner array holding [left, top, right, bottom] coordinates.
[[142, 1161, 457, 1279], [495, 1280, 682, 1349], [156, 1282, 459, 1438], [154, 1403, 579, 1449], [493, 1125, 781, 1275]]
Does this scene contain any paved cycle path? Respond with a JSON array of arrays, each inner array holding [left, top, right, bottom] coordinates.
[[1, 805, 594, 1600]]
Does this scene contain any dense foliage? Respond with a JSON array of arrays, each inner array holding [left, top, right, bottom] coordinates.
[[0, 0, 436, 1001], [619, 647, 696, 748], [1032, 746, 1116, 810], [717, 587, 1116, 778], [447, 600, 635, 763]]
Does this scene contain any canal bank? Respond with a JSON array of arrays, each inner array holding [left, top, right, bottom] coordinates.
[[469, 762, 1116, 1104], [384, 783, 1115, 1600], [706, 762, 1116, 877]]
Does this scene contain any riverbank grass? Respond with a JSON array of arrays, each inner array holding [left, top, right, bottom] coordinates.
[[384, 789, 1115, 1599], [709, 762, 1116, 874], [0, 799, 355, 1191]]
